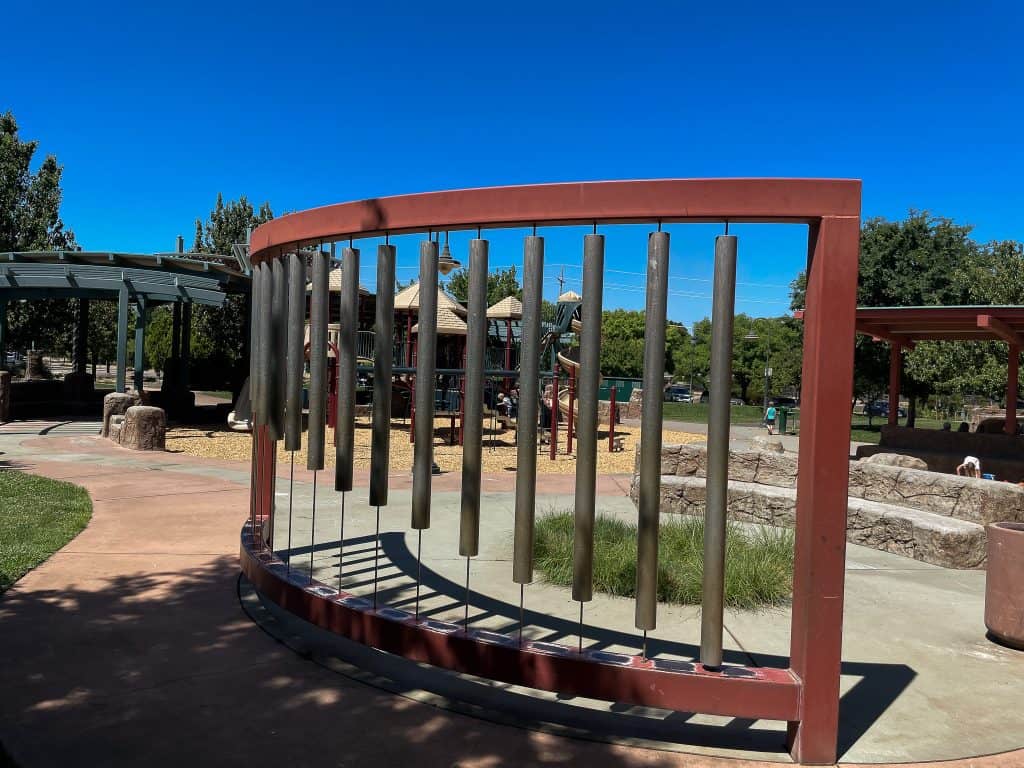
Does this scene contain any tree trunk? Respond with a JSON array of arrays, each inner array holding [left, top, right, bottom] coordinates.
[[907, 396, 917, 428]]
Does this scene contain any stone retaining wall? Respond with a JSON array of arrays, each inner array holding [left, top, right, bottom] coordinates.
[[639, 443, 1024, 525]]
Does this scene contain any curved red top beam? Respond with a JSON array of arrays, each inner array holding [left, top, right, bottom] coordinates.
[[249, 178, 861, 263]]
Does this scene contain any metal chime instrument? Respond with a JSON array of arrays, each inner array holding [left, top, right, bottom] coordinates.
[[255, 225, 738, 666]]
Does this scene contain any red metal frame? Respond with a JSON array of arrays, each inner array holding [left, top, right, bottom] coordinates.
[[245, 179, 862, 764]]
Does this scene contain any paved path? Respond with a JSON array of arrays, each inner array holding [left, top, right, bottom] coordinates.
[[0, 423, 1022, 768]]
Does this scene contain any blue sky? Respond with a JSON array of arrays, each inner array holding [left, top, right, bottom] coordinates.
[[5, 1, 1022, 327]]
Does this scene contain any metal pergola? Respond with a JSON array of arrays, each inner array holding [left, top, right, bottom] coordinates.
[[0, 248, 249, 394]]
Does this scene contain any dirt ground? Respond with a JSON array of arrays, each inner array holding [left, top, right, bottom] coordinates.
[[165, 416, 705, 475]]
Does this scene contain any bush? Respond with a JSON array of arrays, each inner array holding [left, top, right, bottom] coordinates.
[[534, 510, 794, 610]]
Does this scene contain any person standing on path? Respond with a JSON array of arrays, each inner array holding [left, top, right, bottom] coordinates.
[[764, 404, 777, 435]]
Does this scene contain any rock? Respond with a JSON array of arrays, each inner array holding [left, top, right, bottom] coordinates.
[[750, 436, 785, 453], [102, 392, 140, 437], [860, 452, 928, 470], [117, 406, 166, 451], [0, 370, 10, 422]]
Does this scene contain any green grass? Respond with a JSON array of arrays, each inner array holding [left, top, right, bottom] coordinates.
[[662, 402, 767, 425], [0, 472, 92, 593], [534, 511, 794, 610], [196, 390, 233, 401]]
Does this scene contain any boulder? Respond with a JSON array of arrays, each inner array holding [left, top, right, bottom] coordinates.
[[102, 392, 140, 437], [860, 452, 929, 470], [750, 435, 785, 453], [117, 406, 166, 451]]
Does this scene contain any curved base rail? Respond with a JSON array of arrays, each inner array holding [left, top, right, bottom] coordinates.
[[240, 525, 800, 723]]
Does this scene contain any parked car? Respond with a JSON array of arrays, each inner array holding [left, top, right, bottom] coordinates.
[[664, 386, 691, 403], [699, 391, 745, 406], [865, 401, 906, 418], [769, 396, 798, 407]]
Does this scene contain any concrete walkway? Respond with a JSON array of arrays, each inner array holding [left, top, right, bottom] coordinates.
[[0, 422, 1022, 767]]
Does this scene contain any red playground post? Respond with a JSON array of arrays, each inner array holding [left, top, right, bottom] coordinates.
[[566, 366, 576, 454]]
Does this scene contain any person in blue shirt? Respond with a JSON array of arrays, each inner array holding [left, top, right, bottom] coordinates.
[[764, 405, 777, 435]]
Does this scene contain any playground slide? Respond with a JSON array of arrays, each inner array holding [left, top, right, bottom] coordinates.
[[553, 346, 606, 420]]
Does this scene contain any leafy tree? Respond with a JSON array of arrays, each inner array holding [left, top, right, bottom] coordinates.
[[1, 111, 78, 357], [446, 265, 522, 305], [188, 194, 273, 392]]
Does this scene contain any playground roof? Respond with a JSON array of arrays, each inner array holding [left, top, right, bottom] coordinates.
[[321, 266, 370, 295], [0, 250, 247, 306], [853, 305, 1024, 346], [558, 290, 582, 303], [487, 295, 523, 320], [412, 306, 467, 336], [394, 283, 465, 315]]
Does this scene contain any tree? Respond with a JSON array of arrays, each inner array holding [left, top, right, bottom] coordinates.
[[446, 265, 522, 306], [791, 211, 983, 423], [1, 111, 79, 356], [188, 194, 273, 393]]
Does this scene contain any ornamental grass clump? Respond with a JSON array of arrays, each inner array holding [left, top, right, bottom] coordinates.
[[534, 510, 793, 610]]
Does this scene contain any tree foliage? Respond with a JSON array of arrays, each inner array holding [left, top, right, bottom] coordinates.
[[1, 111, 79, 356], [446, 265, 522, 306]]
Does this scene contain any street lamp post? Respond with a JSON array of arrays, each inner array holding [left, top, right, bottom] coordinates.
[[744, 324, 772, 411]]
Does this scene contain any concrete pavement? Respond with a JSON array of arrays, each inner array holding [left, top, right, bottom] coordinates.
[[0, 421, 1022, 767]]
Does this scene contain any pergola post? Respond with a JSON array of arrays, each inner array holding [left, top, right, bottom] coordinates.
[[172, 301, 182, 361], [133, 297, 147, 395], [0, 300, 7, 367], [180, 301, 192, 392], [888, 343, 901, 427], [1007, 344, 1019, 436], [74, 298, 89, 375], [116, 286, 129, 393]]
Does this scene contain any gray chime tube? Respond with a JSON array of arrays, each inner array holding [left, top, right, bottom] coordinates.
[[307, 246, 330, 471], [459, 239, 489, 557], [700, 234, 738, 669], [411, 240, 439, 530], [513, 236, 544, 584], [335, 246, 360, 492], [269, 255, 288, 441], [369, 244, 396, 507], [635, 231, 671, 632], [285, 251, 306, 451], [571, 233, 605, 603], [250, 262, 263, 426], [255, 261, 274, 429]]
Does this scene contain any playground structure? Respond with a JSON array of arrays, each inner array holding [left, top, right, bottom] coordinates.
[[240, 179, 862, 764]]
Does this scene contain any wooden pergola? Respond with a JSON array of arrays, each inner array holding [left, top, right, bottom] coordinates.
[[855, 305, 1024, 434]]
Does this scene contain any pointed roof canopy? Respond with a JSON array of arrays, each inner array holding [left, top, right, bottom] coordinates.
[[558, 290, 582, 303], [394, 282, 466, 315], [486, 295, 523, 320], [412, 306, 468, 336]]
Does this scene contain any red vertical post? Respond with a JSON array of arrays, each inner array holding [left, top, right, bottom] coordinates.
[[460, 341, 466, 446], [787, 215, 859, 765], [566, 366, 576, 454], [888, 343, 901, 427], [549, 359, 558, 461], [1006, 344, 1019, 435], [608, 385, 617, 452], [505, 317, 512, 392], [406, 312, 413, 367]]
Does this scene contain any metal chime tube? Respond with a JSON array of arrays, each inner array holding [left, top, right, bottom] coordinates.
[[255, 261, 273, 429], [249, 263, 262, 425], [336, 246, 360, 492], [700, 234, 737, 669], [307, 248, 330, 471], [269, 255, 288, 441], [572, 233, 604, 605], [370, 245, 396, 507], [513, 235, 544, 585], [285, 251, 306, 450], [411, 240, 439, 530], [635, 231, 670, 633], [370, 244, 396, 606], [284, 251, 305, 569], [335, 245, 359, 587], [460, 240, 489, 556]]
